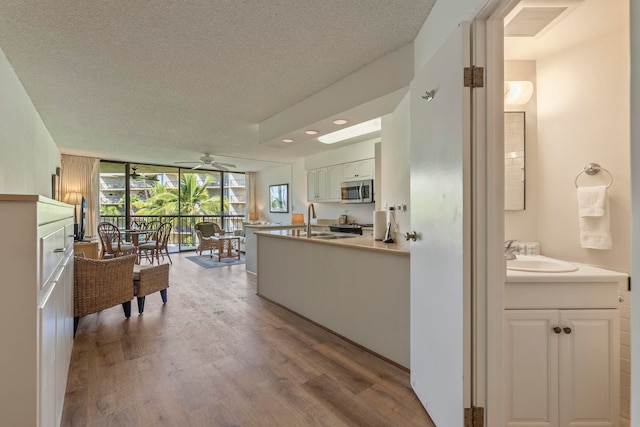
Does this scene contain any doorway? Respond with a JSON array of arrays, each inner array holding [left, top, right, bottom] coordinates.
[[498, 0, 631, 425]]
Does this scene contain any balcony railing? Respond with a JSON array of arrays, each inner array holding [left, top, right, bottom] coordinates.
[[99, 214, 245, 251]]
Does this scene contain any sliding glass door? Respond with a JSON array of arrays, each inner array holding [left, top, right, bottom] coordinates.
[[98, 161, 246, 252]]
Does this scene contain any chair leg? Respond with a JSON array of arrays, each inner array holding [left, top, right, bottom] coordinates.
[[164, 249, 172, 264], [137, 296, 146, 314], [160, 289, 167, 304], [73, 317, 79, 337], [122, 301, 132, 318]]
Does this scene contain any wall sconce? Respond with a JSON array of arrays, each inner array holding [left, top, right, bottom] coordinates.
[[504, 81, 534, 105]]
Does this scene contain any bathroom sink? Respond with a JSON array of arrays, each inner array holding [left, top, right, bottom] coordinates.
[[507, 256, 579, 273]]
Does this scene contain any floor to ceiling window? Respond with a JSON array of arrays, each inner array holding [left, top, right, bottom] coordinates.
[[99, 161, 246, 252]]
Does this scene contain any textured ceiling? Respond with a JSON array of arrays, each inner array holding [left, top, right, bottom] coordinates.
[[0, 1, 435, 171]]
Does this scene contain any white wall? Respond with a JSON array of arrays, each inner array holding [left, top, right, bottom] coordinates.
[[630, 0, 639, 422], [381, 93, 411, 236], [0, 47, 60, 195], [535, 0, 630, 273]]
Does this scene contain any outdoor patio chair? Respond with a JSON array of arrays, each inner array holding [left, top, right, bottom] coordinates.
[[97, 222, 136, 259]]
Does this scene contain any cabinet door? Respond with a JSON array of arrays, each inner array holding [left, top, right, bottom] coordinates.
[[504, 310, 559, 427], [559, 309, 619, 427], [343, 159, 373, 181], [326, 165, 343, 201], [307, 170, 317, 202], [316, 168, 328, 201]]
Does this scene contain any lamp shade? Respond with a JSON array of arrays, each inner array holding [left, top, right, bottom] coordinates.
[[63, 191, 83, 205], [249, 213, 259, 221], [291, 213, 304, 225]]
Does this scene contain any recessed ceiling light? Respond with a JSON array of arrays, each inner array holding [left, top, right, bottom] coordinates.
[[304, 130, 318, 135], [332, 119, 348, 125], [282, 138, 294, 143], [318, 117, 381, 144]]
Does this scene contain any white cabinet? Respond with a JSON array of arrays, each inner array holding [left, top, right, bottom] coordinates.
[[342, 158, 374, 181], [504, 263, 625, 427], [0, 195, 75, 427], [307, 166, 342, 202], [504, 309, 619, 427]]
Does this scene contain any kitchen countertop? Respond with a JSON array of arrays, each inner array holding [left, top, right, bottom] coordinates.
[[244, 223, 303, 229], [256, 229, 410, 255]]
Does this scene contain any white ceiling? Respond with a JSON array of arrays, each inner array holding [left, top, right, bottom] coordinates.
[[0, 1, 436, 172]]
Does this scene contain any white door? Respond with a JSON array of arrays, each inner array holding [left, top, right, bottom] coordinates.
[[410, 22, 472, 427]]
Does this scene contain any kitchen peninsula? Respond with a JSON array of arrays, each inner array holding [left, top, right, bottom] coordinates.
[[256, 230, 410, 367]]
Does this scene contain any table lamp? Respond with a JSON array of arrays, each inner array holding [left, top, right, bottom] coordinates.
[[63, 191, 84, 240], [249, 213, 259, 223], [291, 213, 304, 225]]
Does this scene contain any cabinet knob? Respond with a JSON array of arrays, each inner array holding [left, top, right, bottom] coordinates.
[[552, 327, 562, 334], [563, 327, 572, 334]]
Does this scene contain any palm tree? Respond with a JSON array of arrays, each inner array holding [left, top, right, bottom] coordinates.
[[132, 173, 228, 216]]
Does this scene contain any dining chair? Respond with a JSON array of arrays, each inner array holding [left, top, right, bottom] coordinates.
[[97, 222, 136, 259], [137, 222, 172, 264]]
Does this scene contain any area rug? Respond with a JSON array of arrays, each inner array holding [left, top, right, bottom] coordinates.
[[186, 254, 246, 269]]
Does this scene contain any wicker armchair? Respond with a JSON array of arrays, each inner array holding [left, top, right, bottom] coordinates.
[[134, 263, 170, 314], [73, 254, 136, 334], [194, 222, 223, 257]]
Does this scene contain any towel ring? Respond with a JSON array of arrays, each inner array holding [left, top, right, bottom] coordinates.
[[574, 163, 613, 188]]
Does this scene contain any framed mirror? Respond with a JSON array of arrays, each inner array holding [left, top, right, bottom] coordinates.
[[504, 112, 525, 210], [269, 183, 289, 213]]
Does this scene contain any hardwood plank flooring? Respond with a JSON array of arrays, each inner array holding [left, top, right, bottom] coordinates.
[[61, 253, 435, 426]]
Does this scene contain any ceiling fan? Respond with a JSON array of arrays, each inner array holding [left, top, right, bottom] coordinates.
[[174, 153, 237, 171], [130, 165, 159, 181]]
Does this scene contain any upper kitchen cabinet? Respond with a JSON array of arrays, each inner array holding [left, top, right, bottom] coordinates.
[[308, 165, 342, 202], [342, 159, 374, 182]]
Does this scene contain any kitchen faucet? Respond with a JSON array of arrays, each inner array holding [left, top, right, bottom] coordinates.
[[504, 240, 519, 260], [307, 203, 316, 237]]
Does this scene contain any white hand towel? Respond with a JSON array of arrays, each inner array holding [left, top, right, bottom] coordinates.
[[578, 186, 612, 250], [577, 185, 607, 217]]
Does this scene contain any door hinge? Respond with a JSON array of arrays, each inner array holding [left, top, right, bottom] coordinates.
[[464, 66, 484, 88], [464, 406, 485, 427]]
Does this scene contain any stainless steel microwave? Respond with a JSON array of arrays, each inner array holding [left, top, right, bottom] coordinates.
[[341, 180, 374, 203]]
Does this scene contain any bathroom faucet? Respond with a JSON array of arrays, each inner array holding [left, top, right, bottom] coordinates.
[[504, 240, 519, 260], [307, 203, 316, 237]]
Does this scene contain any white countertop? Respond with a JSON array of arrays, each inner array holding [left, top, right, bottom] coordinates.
[[256, 229, 410, 255], [506, 257, 627, 283]]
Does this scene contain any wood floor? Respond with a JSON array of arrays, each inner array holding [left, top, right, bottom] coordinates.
[[61, 253, 435, 427]]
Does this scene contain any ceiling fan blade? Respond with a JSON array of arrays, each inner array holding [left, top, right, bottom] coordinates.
[[191, 164, 204, 170], [174, 161, 199, 165], [216, 162, 236, 168], [215, 165, 230, 171]]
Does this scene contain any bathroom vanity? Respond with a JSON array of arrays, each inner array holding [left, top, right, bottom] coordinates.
[[504, 257, 627, 427]]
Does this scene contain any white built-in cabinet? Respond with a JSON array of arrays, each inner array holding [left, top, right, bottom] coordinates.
[[504, 268, 624, 427], [0, 195, 75, 427], [342, 158, 374, 182], [307, 159, 372, 202], [504, 309, 619, 427], [307, 165, 343, 202]]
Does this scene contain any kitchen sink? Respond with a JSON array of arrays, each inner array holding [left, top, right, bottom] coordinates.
[[312, 234, 358, 240]]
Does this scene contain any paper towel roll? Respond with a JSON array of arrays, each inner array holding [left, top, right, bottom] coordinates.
[[373, 210, 386, 241]]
